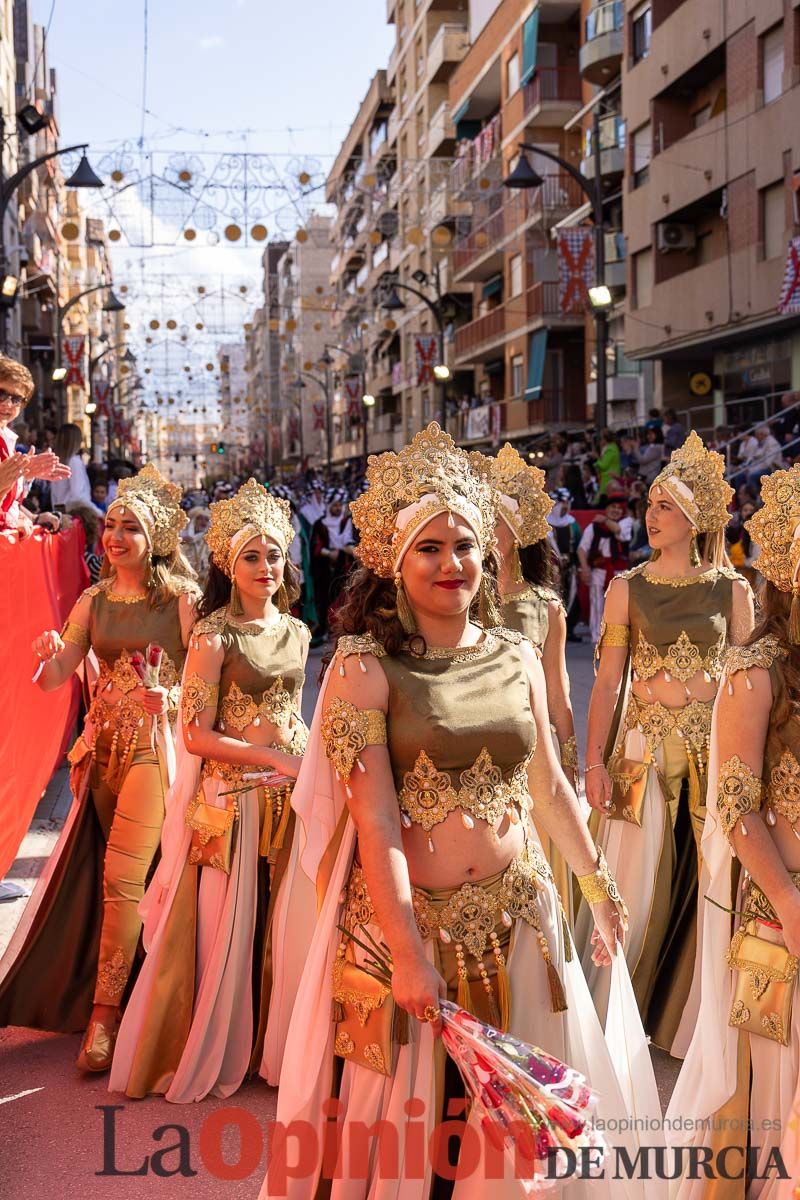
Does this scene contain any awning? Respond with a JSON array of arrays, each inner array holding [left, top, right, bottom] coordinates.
[[525, 329, 548, 398], [521, 10, 539, 86], [481, 274, 503, 300]]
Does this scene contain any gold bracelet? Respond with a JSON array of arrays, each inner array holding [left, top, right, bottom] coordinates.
[[560, 734, 578, 772], [584, 762, 605, 773], [577, 849, 629, 927]]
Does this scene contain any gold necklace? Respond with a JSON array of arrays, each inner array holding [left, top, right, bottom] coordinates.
[[106, 589, 148, 604], [640, 567, 718, 588]]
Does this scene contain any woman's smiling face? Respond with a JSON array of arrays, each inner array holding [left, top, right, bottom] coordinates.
[[399, 511, 482, 622]]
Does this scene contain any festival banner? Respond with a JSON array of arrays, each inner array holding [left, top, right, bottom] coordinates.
[[62, 335, 86, 388], [344, 376, 362, 419], [93, 379, 111, 417], [779, 236, 800, 314], [557, 228, 594, 315], [312, 402, 326, 431], [414, 334, 437, 385]]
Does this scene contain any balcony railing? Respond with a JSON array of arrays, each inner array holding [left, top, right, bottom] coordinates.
[[450, 113, 502, 192], [605, 230, 626, 263], [523, 66, 582, 113], [525, 282, 563, 319], [585, 0, 624, 40], [584, 114, 626, 157], [454, 307, 506, 358], [427, 23, 469, 81], [452, 176, 585, 275]]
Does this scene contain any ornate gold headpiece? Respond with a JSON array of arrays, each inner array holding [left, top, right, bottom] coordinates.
[[206, 478, 295, 577], [350, 422, 497, 579], [650, 430, 732, 533], [745, 467, 800, 592], [469, 443, 553, 547], [107, 462, 186, 556]]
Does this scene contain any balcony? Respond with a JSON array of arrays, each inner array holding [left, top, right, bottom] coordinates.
[[428, 100, 455, 156], [453, 284, 576, 365], [427, 23, 469, 84], [580, 1, 624, 85], [454, 306, 506, 361], [450, 114, 502, 194], [388, 108, 399, 146], [523, 66, 582, 126], [604, 230, 627, 289], [581, 115, 626, 180]]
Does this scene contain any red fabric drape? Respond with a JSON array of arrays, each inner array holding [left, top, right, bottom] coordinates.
[[0, 523, 88, 876]]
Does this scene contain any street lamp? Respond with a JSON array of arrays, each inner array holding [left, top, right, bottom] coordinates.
[[297, 368, 332, 473], [380, 265, 449, 428], [504, 113, 610, 431]]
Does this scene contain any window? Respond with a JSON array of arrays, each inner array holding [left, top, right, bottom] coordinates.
[[509, 253, 523, 297], [762, 24, 784, 105], [634, 248, 653, 308], [631, 3, 652, 64], [763, 181, 786, 259], [507, 52, 520, 97], [632, 122, 652, 186], [511, 354, 524, 396]]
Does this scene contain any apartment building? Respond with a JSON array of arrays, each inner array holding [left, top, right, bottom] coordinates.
[[447, 0, 592, 442], [620, 0, 800, 429]]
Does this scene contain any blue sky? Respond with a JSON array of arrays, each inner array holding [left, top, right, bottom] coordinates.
[[33, 0, 394, 161], [30, 1, 395, 405]]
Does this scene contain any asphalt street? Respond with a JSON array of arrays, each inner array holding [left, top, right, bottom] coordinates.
[[0, 642, 680, 1197]]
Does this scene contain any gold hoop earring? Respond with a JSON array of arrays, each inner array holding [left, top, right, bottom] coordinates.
[[394, 573, 416, 635]]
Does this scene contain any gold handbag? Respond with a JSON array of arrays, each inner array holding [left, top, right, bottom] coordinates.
[[331, 949, 398, 1076], [186, 796, 239, 873], [606, 753, 650, 826], [727, 920, 798, 1045]]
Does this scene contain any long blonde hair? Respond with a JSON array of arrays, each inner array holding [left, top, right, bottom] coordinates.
[[101, 545, 199, 608]]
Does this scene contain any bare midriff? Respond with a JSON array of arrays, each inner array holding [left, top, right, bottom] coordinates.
[[401, 811, 527, 890]]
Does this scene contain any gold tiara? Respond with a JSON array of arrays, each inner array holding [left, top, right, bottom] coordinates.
[[469, 443, 553, 547], [651, 430, 733, 533], [108, 462, 186, 556], [746, 466, 800, 592], [350, 422, 497, 579], [206, 478, 295, 577]]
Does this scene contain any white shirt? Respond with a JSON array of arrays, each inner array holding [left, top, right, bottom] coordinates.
[[50, 454, 94, 508], [579, 516, 633, 562]]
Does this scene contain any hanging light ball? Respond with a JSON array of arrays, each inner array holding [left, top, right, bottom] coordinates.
[[251, 223, 268, 241], [239, 285, 247, 294], [296, 228, 309, 243], [224, 224, 242, 242], [149, 319, 160, 330], [206, 362, 214, 371], [285, 318, 297, 332], [315, 285, 324, 294], [179, 169, 192, 183], [197, 286, 206, 294], [109, 230, 122, 242], [184, 228, 196, 242], [313, 321, 322, 331], [111, 169, 124, 183], [166, 319, 177, 330], [61, 221, 79, 241], [298, 171, 311, 186], [195, 322, 204, 330]]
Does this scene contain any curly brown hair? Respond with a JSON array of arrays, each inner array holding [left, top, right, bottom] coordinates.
[[746, 580, 799, 744], [332, 556, 502, 656]]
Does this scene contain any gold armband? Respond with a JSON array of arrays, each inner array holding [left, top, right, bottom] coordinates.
[[717, 755, 762, 846], [182, 673, 220, 725], [560, 735, 578, 773], [594, 622, 630, 673], [321, 696, 387, 794], [61, 621, 90, 653], [577, 848, 629, 928]]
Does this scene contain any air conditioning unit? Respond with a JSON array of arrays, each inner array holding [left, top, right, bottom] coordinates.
[[657, 222, 697, 252]]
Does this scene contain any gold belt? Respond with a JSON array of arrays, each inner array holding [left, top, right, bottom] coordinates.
[[624, 694, 713, 764], [342, 839, 569, 1017]]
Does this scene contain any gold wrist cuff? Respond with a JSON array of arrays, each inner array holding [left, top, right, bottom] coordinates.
[[560, 735, 578, 772], [577, 848, 629, 926]]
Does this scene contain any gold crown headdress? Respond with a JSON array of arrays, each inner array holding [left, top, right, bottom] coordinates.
[[650, 430, 733, 533], [469, 443, 553, 547], [350, 422, 497, 578], [745, 466, 800, 593], [206, 478, 295, 577], [107, 462, 186, 556]]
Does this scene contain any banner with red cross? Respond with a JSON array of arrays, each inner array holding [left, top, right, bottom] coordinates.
[[62, 336, 85, 388], [93, 379, 111, 417], [312, 402, 325, 431], [414, 334, 437, 385], [557, 229, 595, 315], [779, 236, 800, 313], [344, 376, 362, 419]]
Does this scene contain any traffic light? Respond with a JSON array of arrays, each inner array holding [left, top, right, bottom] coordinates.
[[210, 442, 217, 454], [216, 442, 225, 455]]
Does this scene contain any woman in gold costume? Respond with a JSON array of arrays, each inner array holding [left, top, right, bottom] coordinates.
[[0, 464, 196, 1071], [580, 432, 753, 1055], [471, 443, 577, 912], [110, 479, 309, 1102], [260, 424, 660, 1200], [667, 465, 800, 1194]]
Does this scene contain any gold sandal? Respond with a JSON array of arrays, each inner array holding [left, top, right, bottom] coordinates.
[[76, 1018, 118, 1073]]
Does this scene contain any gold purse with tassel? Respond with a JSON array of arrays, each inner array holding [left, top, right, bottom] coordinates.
[[331, 942, 407, 1076], [727, 920, 798, 1045], [606, 751, 651, 826], [186, 794, 239, 873]]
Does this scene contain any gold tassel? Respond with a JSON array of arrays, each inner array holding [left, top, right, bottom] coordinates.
[[269, 784, 294, 853], [276, 582, 290, 613], [689, 530, 701, 568], [332, 999, 344, 1022], [486, 988, 501, 1028], [456, 970, 473, 1016], [230, 579, 244, 616], [478, 576, 502, 628], [495, 957, 511, 1031], [394, 573, 416, 635], [546, 958, 568, 1013], [511, 544, 524, 584], [791, 590, 800, 645], [393, 1006, 409, 1045], [561, 910, 573, 963], [258, 787, 275, 858]]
